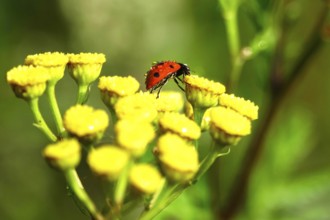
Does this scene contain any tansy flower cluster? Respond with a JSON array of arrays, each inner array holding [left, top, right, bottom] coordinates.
[[6, 52, 259, 220]]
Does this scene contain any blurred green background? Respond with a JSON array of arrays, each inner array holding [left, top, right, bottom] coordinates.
[[1, 0, 330, 219]]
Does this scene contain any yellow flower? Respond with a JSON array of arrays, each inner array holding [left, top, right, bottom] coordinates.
[[209, 106, 251, 145], [158, 112, 201, 141], [43, 139, 81, 170], [98, 76, 140, 108], [184, 74, 226, 109], [87, 145, 129, 181], [155, 91, 184, 115], [67, 53, 106, 85], [129, 163, 163, 195], [63, 105, 109, 143], [115, 119, 155, 157], [155, 133, 199, 183], [115, 91, 158, 123], [25, 52, 68, 84], [6, 65, 49, 100], [219, 93, 259, 120]]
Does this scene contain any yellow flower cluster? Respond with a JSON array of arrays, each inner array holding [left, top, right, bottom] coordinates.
[[6, 52, 107, 99], [7, 52, 261, 219]]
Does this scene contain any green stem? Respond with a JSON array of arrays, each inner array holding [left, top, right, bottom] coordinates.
[[193, 107, 206, 126], [139, 183, 186, 220], [108, 107, 117, 126], [64, 168, 103, 220], [46, 83, 65, 137], [225, 10, 240, 61], [222, 7, 242, 92], [28, 98, 57, 142], [195, 142, 230, 181], [113, 160, 133, 216], [76, 84, 90, 104], [193, 107, 206, 150]]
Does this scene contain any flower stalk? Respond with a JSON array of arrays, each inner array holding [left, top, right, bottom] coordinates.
[[219, 0, 243, 92], [64, 169, 103, 220], [28, 98, 57, 142], [46, 83, 65, 136], [195, 142, 230, 181]]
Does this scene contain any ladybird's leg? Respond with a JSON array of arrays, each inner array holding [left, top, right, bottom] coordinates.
[[175, 76, 184, 83], [156, 85, 163, 98], [174, 77, 185, 91]]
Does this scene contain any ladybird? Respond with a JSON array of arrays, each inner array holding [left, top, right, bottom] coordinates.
[[145, 61, 190, 98]]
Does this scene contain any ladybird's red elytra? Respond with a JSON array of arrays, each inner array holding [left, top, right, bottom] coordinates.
[[145, 61, 190, 98]]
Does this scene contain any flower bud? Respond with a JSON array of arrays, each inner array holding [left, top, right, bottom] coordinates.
[[155, 133, 199, 183], [209, 107, 251, 145], [219, 93, 259, 120], [98, 75, 140, 108], [25, 52, 68, 84], [43, 139, 81, 170], [115, 119, 155, 158], [63, 105, 109, 143], [158, 112, 201, 141], [87, 145, 129, 181], [129, 163, 163, 195], [154, 91, 184, 115], [6, 65, 49, 100], [67, 53, 106, 86], [115, 91, 158, 123], [184, 74, 225, 109]]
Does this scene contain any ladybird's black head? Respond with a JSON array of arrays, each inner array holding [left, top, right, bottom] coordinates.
[[177, 63, 190, 77]]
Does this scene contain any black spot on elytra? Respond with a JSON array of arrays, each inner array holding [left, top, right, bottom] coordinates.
[[169, 64, 174, 68], [153, 72, 160, 77]]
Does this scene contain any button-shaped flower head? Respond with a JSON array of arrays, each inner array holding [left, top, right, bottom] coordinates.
[[219, 93, 259, 120], [155, 133, 199, 183], [43, 138, 81, 170], [87, 145, 130, 181], [25, 52, 68, 84], [67, 53, 106, 86], [129, 163, 163, 195], [6, 65, 49, 100], [209, 107, 251, 145], [155, 91, 185, 115], [63, 105, 109, 143], [158, 112, 201, 141], [184, 74, 226, 109], [98, 75, 140, 108], [115, 92, 158, 123], [115, 119, 155, 158]]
